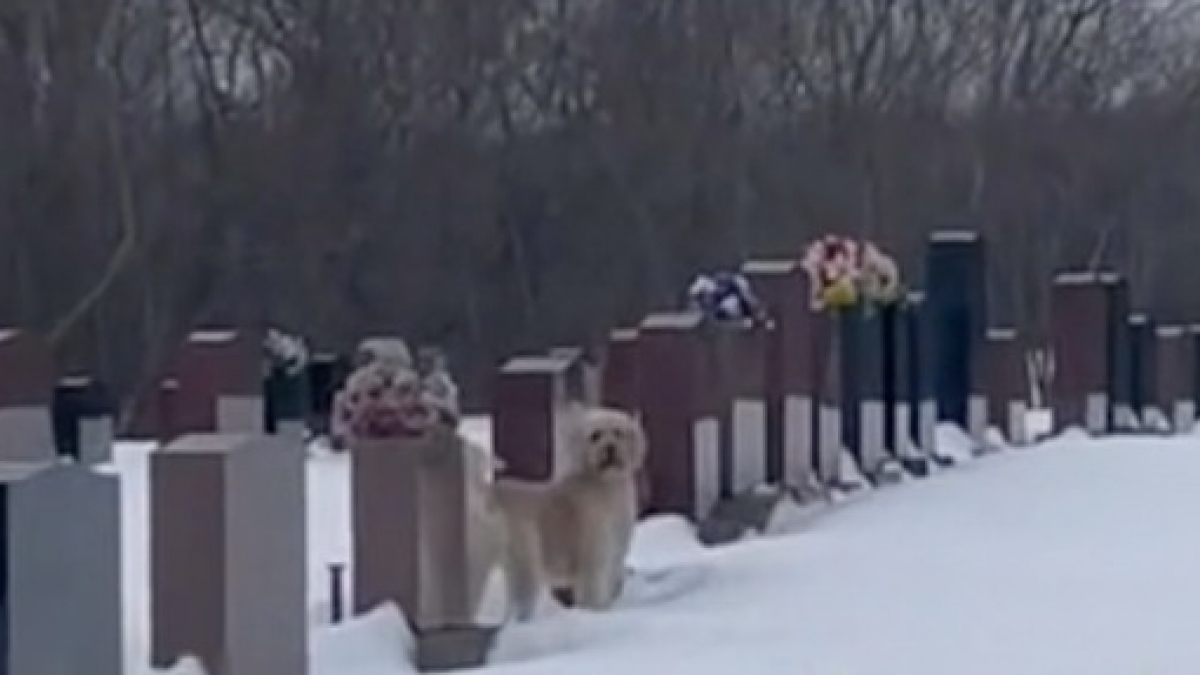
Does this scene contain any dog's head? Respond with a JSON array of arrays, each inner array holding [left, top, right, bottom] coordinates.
[[573, 407, 646, 479]]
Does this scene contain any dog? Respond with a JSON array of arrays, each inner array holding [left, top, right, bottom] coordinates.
[[487, 405, 646, 621]]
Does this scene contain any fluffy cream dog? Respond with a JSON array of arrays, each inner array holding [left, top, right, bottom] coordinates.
[[488, 406, 646, 621]]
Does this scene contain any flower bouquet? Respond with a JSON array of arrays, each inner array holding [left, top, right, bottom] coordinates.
[[263, 328, 310, 376], [332, 362, 438, 444], [686, 270, 768, 325], [800, 235, 904, 314]]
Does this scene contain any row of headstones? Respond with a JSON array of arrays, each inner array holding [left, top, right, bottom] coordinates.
[[491, 231, 1030, 526], [0, 327, 352, 469], [1050, 272, 1200, 435], [0, 328, 498, 675]]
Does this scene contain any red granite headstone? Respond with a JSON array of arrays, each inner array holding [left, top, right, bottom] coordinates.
[[741, 259, 819, 491], [1154, 326, 1194, 433], [165, 330, 264, 440], [492, 354, 573, 481], [0, 328, 55, 461], [601, 328, 641, 415], [637, 312, 722, 520], [1050, 273, 1115, 434], [704, 321, 768, 497], [982, 329, 1027, 445]]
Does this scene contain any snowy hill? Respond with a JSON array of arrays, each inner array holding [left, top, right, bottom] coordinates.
[[121, 422, 1200, 674]]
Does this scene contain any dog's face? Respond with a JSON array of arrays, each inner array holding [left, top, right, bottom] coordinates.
[[576, 408, 646, 479]]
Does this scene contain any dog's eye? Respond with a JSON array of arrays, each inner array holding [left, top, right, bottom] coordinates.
[[588, 430, 602, 444]]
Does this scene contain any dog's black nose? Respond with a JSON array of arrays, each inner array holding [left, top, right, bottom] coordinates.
[[600, 445, 619, 468]]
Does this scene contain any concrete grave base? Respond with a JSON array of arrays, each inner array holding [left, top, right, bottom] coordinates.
[[414, 624, 501, 673], [697, 487, 791, 546]]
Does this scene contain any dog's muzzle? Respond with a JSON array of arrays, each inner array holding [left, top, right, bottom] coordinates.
[[598, 444, 621, 470]]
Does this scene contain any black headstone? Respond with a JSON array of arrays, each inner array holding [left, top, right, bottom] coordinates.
[[307, 353, 352, 436], [264, 367, 312, 434], [1128, 314, 1156, 422], [882, 303, 906, 456], [52, 377, 114, 461], [905, 293, 936, 449], [925, 231, 987, 426]]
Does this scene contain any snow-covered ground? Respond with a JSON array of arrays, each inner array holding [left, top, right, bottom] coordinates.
[[120, 415, 1200, 674]]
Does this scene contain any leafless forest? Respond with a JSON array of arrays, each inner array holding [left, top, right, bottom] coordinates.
[[3, 0, 1200, 412]]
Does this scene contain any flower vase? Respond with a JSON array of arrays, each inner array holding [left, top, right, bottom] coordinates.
[[264, 365, 311, 438]]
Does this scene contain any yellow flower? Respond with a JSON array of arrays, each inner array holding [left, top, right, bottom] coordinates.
[[822, 277, 859, 308]]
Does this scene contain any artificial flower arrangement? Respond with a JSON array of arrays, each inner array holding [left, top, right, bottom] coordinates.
[[800, 235, 904, 312], [330, 338, 462, 445], [263, 328, 310, 375], [687, 270, 768, 324]]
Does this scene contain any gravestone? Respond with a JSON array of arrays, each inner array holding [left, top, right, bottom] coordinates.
[[1192, 325, 1200, 425], [1101, 274, 1131, 431], [307, 353, 352, 439], [51, 376, 115, 464], [351, 426, 491, 640], [600, 328, 640, 414], [814, 312, 844, 485], [883, 303, 913, 459], [1050, 273, 1121, 434], [3, 463, 122, 675], [839, 309, 889, 477], [264, 365, 310, 441], [1127, 314, 1158, 428], [492, 354, 575, 481], [925, 231, 987, 427], [638, 312, 722, 520], [150, 434, 307, 675], [0, 330, 55, 462], [548, 346, 600, 405], [982, 329, 1027, 445], [167, 330, 265, 438], [1154, 326, 1194, 433], [704, 320, 768, 497], [742, 259, 820, 491], [905, 293, 938, 458]]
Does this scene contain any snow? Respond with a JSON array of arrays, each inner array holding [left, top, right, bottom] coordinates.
[[115, 415, 1200, 674]]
